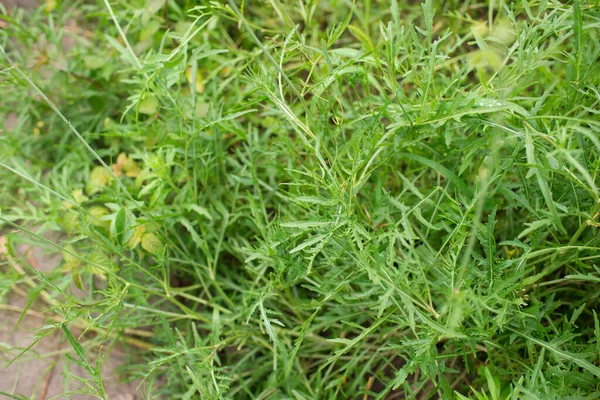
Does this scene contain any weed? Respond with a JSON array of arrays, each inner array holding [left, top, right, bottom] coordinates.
[[1, 0, 599, 398]]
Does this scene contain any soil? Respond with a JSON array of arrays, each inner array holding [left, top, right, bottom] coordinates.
[[0, 243, 144, 399]]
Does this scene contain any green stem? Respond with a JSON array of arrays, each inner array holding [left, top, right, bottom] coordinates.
[[568, 199, 600, 246]]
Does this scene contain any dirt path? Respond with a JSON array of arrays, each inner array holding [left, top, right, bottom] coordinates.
[[1, 0, 38, 10], [0, 242, 143, 399], [1, 301, 139, 399]]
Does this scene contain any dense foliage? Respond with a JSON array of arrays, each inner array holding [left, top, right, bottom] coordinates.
[[1, 0, 599, 398]]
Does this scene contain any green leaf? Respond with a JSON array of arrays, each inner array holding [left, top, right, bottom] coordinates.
[[185, 204, 212, 220], [111, 208, 136, 246], [61, 325, 95, 376], [327, 338, 353, 345], [507, 327, 600, 379], [179, 217, 204, 249], [391, 364, 411, 390], [72, 269, 84, 291], [111, 208, 126, 242], [281, 221, 334, 229], [185, 365, 206, 396], [398, 152, 473, 197], [484, 367, 500, 400], [573, 0, 583, 81], [258, 301, 287, 356], [524, 129, 566, 234], [517, 218, 552, 239], [289, 234, 329, 254]]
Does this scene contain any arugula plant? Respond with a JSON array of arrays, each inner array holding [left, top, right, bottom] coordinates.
[[1, 0, 599, 398]]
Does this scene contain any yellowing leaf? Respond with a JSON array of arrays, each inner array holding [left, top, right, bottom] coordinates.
[[141, 0, 165, 25], [61, 244, 81, 272], [45, 0, 57, 12], [492, 18, 516, 45], [146, 0, 166, 15], [471, 21, 489, 38], [103, 117, 115, 129], [124, 158, 141, 178], [127, 224, 146, 250], [220, 66, 232, 76], [141, 232, 162, 255], [348, 25, 374, 51], [91, 166, 112, 186], [86, 166, 113, 195], [88, 206, 109, 227], [72, 189, 89, 204], [139, 95, 159, 115], [468, 49, 502, 71], [112, 153, 141, 178], [185, 67, 204, 93], [87, 251, 114, 276], [127, 233, 141, 250], [504, 246, 520, 259], [195, 102, 209, 118], [62, 211, 80, 233], [117, 152, 128, 165], [112, 152, 127, 176]]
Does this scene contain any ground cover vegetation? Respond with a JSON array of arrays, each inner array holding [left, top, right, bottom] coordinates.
[[1, 0, 600, 398]]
